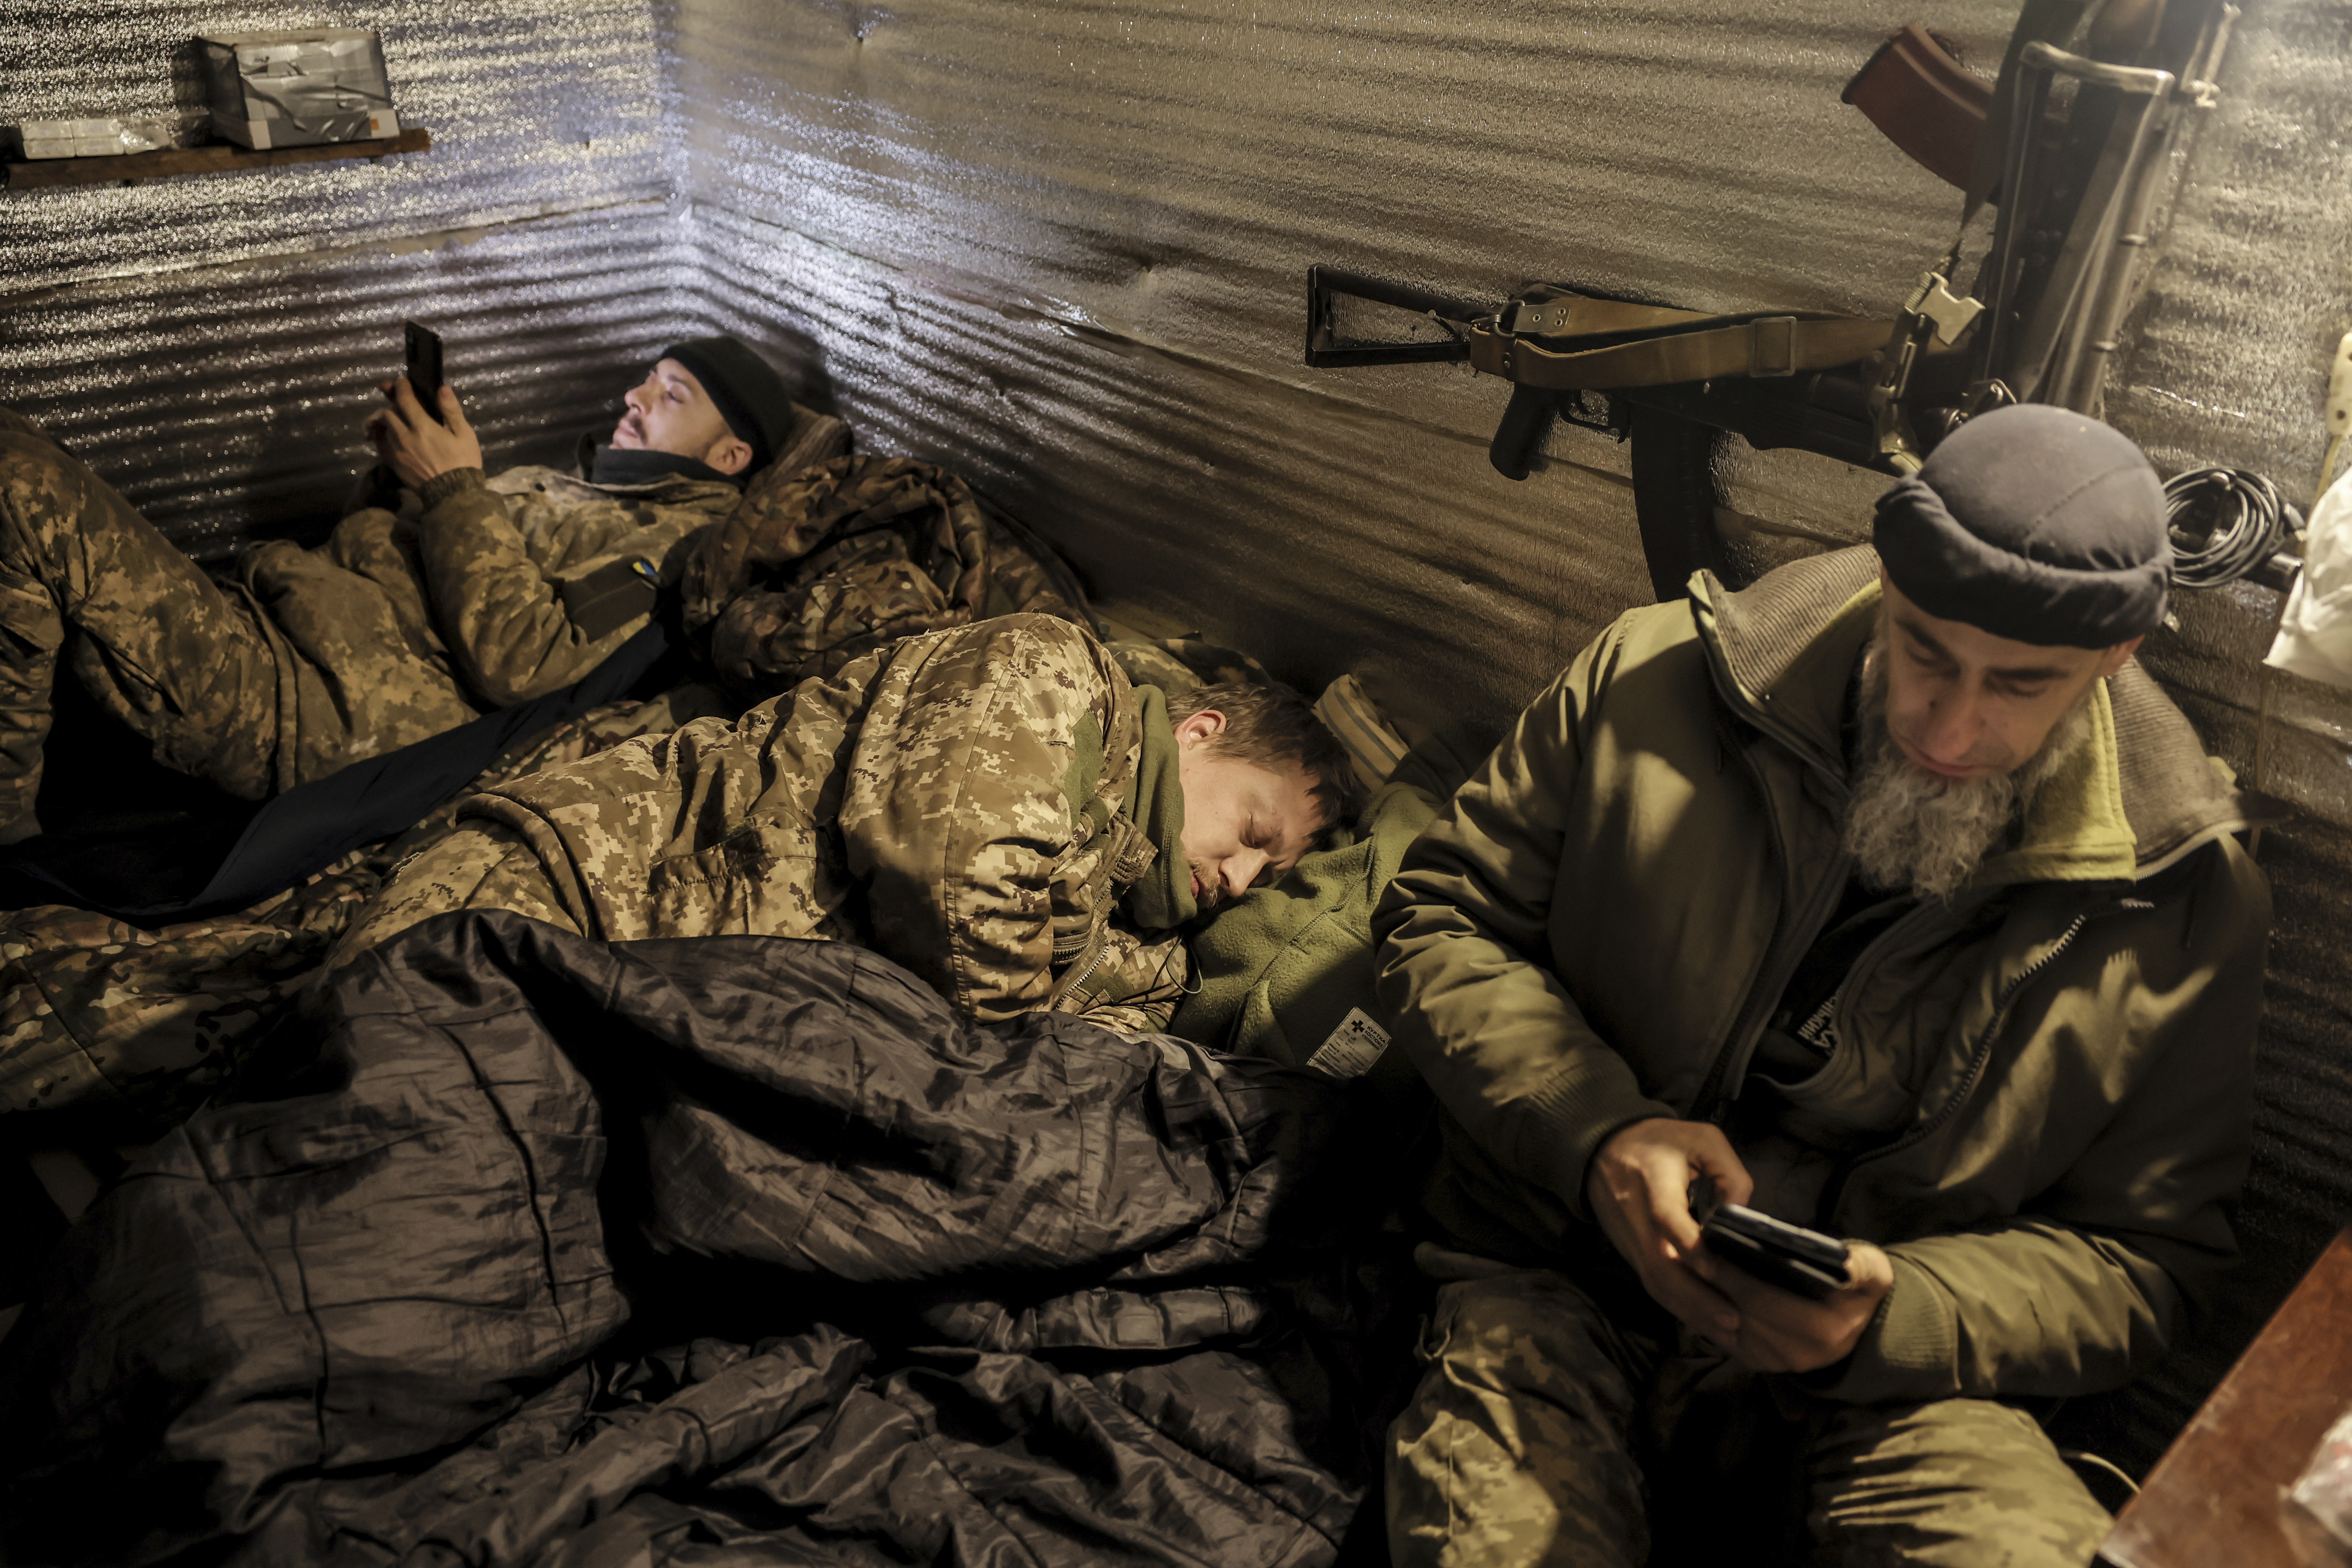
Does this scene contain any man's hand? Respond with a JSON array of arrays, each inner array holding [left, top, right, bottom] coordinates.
[[364, 377, 482, 488], [1688, 1238, 1895, 1374], [1585, 1117, 1755, 1341]]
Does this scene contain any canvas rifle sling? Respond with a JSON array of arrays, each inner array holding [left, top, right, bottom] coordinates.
[[1469, 294, 1895, 390]]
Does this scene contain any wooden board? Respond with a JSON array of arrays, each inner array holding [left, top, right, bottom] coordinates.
[[4, 128, 430, 191], [2100, 1230, 2352, 1568]]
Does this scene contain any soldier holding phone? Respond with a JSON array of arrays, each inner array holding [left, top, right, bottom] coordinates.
[[1373, 405, 2271, 1566], [0, 332, 822, 841]]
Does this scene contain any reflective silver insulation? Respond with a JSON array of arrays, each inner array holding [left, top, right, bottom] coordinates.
[[2, 0, 688, 558], [4, 0, 2348, 1469]]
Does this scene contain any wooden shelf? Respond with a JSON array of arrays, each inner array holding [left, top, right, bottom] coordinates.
[[4, 127, 431, 191]]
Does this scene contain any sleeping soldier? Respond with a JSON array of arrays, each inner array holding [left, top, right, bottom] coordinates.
[[0, 334, 829, 843], [1372, 405, 2270, 1566], [333, 613, 1363, 1031]]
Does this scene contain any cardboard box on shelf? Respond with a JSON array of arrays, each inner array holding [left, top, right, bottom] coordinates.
[[198, 29, 400, 151]]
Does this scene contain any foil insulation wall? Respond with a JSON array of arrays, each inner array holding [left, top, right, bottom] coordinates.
[[1, 0, 691, 558], [666, 0, 2352, 1471], [2, 0, 2347, 1477], [666, 0, 2008, 725]]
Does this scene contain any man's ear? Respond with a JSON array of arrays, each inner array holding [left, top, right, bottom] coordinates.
[[703, 433, 755, 476], [2096, 635, 2143, 679], [1172, 709, 1228, 747]]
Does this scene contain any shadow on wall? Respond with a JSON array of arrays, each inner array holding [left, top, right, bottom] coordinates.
[[744, 319, 840, 421]]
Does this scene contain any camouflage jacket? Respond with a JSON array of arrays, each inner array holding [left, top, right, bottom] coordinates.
[[682, 453, 1090, 704], [336, 614, 1192, 1031], [235, 461, 746, 783]]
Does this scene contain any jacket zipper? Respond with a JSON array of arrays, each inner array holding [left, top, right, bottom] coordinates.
[[1688, 718, 1852, 1125], [1051, 923, 1113, 1012], [1064, 938, 1110, 999], [1815, 908, 2092, 1223]]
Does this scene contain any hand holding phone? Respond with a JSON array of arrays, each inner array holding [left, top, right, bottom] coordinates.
[[366, 321, 479, 487], [1698, 1203, 1853, 1301], [1588, 1119, 1757, 1343], [403, 321, 445, 425]]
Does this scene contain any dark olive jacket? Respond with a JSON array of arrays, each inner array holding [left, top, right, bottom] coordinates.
[[1373, 546, 2270, 1405]]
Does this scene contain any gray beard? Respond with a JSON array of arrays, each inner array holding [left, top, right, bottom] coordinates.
[[1840, 638, 2097, 900]]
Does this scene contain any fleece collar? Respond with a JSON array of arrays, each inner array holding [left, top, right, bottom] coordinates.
[[1976, 681, 2137, 885], [1122, 686, 1198, 930]]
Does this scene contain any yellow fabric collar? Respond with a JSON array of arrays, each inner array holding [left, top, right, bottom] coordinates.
[[1977, 679, 2138, 885]]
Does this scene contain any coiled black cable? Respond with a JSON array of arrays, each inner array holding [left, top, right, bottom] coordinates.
[[2165, 466, 2301, 588]]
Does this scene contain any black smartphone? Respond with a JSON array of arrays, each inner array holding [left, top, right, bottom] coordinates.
[[1699, 1202, 1852, 1301], [403, 321, 445, 424]]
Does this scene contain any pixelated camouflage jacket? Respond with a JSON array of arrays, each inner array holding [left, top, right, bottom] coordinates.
[[0, 683, 733, 1131], [234, 408, 841, 780], [681, 453, 1091, 704], [338, 613, 1191, 1032], [233, 464, 730, 775]]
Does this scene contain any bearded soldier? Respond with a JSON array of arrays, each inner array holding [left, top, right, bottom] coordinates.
[[0, 336, 831, 842], [1372, 405, 2270, 1566]]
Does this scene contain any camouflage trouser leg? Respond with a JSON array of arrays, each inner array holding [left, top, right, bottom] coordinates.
[[1802, 1396, 2111, 1567], [0, 410, 72, 838], [1386, 1266, 2113, 1568], [0, 858, 382, 1126], [0, 408, 281, 831], [0, 690, 734, 1138], [1387, 1267, 1658, 1568]]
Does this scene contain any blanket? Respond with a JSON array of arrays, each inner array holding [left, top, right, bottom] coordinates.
[[0, 911, 1414, 1566]]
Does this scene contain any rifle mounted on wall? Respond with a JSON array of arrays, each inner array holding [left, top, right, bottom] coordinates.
[[1305, 0, 2237, 601]]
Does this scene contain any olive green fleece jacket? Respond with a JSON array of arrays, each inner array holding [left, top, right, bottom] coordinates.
[[1372, 546, 2271, 1406]]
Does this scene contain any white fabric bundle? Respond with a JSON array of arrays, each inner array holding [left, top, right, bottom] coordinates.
[[2266, 466, 2352, 688]]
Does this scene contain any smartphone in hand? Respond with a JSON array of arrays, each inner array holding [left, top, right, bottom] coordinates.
[[403, 321, 445, 425], [1699, 1203, 1853, 1301]]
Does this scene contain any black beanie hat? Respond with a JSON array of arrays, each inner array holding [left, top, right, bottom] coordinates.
[[659, 335, 795, 473], [1872, 403, 2170, 649]]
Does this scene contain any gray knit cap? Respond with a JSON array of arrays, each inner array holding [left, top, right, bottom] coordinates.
[[1873, 403, 2170, 649]]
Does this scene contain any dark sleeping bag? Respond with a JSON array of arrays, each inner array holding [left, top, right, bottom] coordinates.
[[0, 911, 1416, 1567]]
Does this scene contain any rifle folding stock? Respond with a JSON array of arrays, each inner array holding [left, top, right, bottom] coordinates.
[[1303, 266, 1480, 368], [1304, 265, 1901, 481]]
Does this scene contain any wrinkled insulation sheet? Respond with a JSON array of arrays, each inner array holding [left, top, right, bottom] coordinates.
[[6, 0, 2352, 1472], [1, 0, 686, 552]]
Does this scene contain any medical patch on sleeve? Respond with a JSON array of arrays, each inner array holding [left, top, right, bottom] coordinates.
[[559, 555, 661, 642], [1307, 1007, 1391, 1080]]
